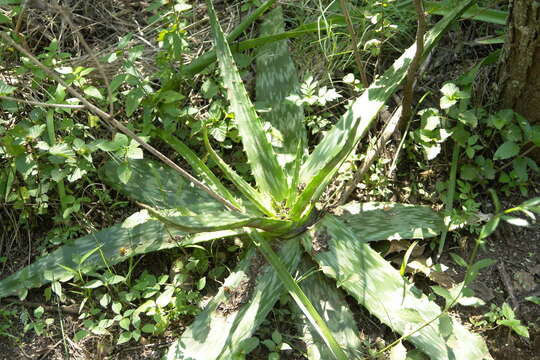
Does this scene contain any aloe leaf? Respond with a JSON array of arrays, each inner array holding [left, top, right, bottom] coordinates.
[[293, 0, 475, 217], [0, 216, 240, 299], [155, 129, 241, 209], [180, 0, 277, 77], [250, 231, 348, 360], [202, 127, 274, 216], [256, 6, 307, 181], [99, 159, 226, 213], [293, 257, 364, 360], [302, 215, 493, 360], [207, 0, 288, 202], [182, 14, 347, 77], [141, 205, 293, 233], [165, 239, 302, 359], [338, 202, 445, 242]]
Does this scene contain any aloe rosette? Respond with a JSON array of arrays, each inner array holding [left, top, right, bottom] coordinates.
[[0, 1, 492, 359]]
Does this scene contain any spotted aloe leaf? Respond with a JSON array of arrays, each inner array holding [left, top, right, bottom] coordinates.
[[141, 205, 292, 233], [337, 202, 445, 242], [293, 257, 364, 360], [255, 6, 307, 181], [291, 0, 476, 218], [302, 215, 493, 360], [207, 0, 288, 202], [165, 239, 302, 359]]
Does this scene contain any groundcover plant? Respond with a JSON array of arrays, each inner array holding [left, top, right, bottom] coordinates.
[[0, 1, 493, 359]]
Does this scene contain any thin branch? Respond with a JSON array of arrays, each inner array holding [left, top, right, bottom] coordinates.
[[338, 0, 369, 88], [0, 95, 85, 109], [336, 105, 402, 206], [0, 31, 240, 212], [398, 0, 426, 127]]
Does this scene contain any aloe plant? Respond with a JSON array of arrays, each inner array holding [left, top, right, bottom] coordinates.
[[0, 1, 493, 359]]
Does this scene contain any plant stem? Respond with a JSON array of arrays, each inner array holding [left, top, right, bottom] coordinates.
[[338, 0, 369, 88], [398, 0, 426, 128], [0, 95, 85, 109]]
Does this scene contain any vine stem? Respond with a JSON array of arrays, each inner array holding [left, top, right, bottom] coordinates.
[[0, 31, 240, 212]]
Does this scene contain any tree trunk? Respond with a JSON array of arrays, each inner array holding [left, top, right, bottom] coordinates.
[[498, 0, 540, 125]]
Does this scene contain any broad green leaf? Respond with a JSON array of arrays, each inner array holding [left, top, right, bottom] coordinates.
[[250, 231, 348, 360], [207, 0, 288, 201], [0, 80, 16, 95], [155, 129, 241, 209], [493, 141, 519, 160], [337, 202, 444, 242], [302, 216, 492, 360], [0, 216, 240, 299], [293, 1, 476, 218], [293, 258, 364, 360], [166, 239, 302, 360], [255, 6, 307, 181], [142, 205, 292, 234], [99, 159, 226, 214]]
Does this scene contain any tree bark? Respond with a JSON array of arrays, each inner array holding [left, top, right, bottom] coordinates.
[[498, 0, 540, 125]]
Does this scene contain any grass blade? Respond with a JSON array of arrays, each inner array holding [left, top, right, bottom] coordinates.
[[250, 231, 349, 360], [165, 239, 302, 359], [0, 217, 240, 299], [293, 257, 364, 360], [207, 0, 288, 201], [302, 215, 492, 360], [338, 202, 444, 242], [293, 0, 476, 218], [155, 129, 241, 209], [256, 6, 307, 180]]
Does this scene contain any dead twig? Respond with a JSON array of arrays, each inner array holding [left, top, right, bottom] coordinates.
[[0, 95, 85, 109], [338, 0, 369, 88], [337, 105, 402, 205], [398, 0, 426, 128], [1, 298, 81, 315]]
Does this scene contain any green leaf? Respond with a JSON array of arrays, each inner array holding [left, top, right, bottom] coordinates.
[[255, 7, 307, 181], [117, 331, 132, 344], [166, 240, 302, 360], [525, 296, 540, 305], [117, 162, 132, 184], [202, 128, 274, 216], [389, 341, 407, 360], [125, 88, 145, 116], [480, 215, 500, 239], [83, 86, 104, 100], [49, 143, 75, 159], [250, 231, 348, 360], [207, 0, 288, 201], [293, 1, 476, 218], [0, 216, 240, 299], [156, 286, 175, 308], [142, 205, 291, 233], [338, 202, 444, 242], [119, 318, 131, 330], [303, 215, 492, 359], [156, 130, 241, 209], [99, 159, 226, 213], [0, 80, 16, 95], [493, 141, 520, 160], [293, 258, 364, 360], [82, 279, 103, 289]]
